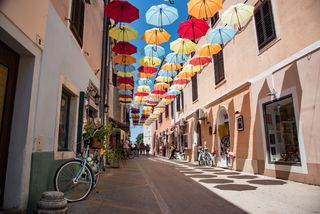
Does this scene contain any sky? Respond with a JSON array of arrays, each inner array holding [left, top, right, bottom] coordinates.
[[126, 0, 188, 142]]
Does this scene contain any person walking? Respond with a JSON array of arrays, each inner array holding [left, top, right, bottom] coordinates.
[[145, 144, 150, 156], [169, 145, 176, 160]]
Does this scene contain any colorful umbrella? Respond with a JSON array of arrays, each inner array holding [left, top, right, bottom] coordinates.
[[146, 4, 179, 28], [117, 71, 134, 77], [117, 77, 134, 85], [170, 38, 196, 54], [118, 84, 134, 90], [165, 53, 189, 64], [134, 92, 149, 97], [109, 26, 138, 41], [178, 18, 209, 40], [188, 0, 223, 19], [144, 45, 165, 58], [156, 76, 173, 83], [189, 56, 211, 66], [221, 3, 254, 30], [114, 64, 135, 72], [167, 90, 181, 96], [150, 94, 165, 99], [112, 41, 137, 55], [154, 82, 169, 90], [146, 101, 159, 106], [174, 78, 191, 85], [151, 89, 166, 95], [119, 94, 132, 99], [158, 70, 177, 77], [138, 66, 158, 74], [137, 73, 155, 78], [197, 43, 222, 56], [136, 85, 150, 92], [113, 54, 136, 64], [177, 65, 201, 78], [142, 28, 171, 45], [161, 63, 182, 71], [137, 78, 152, 86], [104, 0, 139, 23], [165, 95, 176, 99], [170, 84, 185, 91], [206, 25, 236, 44], [139, 57, 161, 66], [118, 90, 132, 95]]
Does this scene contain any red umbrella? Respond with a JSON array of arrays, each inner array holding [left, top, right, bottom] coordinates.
[[138, 66, 158, 74], [151, 89, 166, 95], [134, 92, 149, 97], [112, 41, 137, 55], [104, 1, 139, 23], [119, 94, 132, 99], [178, 18, 209, 40], [146, 101, 158, 106], [174, 78, 190, 85], [189, 56, 211, 66], [165, 95, 176, 99], [117, 77, 134, 85]]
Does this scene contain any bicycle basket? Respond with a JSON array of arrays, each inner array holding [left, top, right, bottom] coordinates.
[[84, 137, 103, 149]]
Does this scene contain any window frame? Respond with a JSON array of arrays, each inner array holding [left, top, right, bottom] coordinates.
[[70, 0, 86, 47], [213, 49, 225, 85], [192, 74, 198, 102]]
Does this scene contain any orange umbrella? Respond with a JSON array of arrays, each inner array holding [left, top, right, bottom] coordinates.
[[154, 82, 169, 90], [162, 63, 182, 71], [189, 56, 211, 66], [113, 55, 136, 64], [117, 84, 134, 90], [138, 72, 155, 78], [142, 28, 171, 45], [188, 0, 223, 19], [197, 43, 221, 56]]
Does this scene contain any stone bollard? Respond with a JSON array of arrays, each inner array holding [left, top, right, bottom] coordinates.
[[35, 191, 68, 214]]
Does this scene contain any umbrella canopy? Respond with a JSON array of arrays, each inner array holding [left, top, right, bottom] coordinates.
[[137, 72, 155, 78], [156, 76, 173, 83], [197, 43, 222, 56], [167, 90, 181, 96], [118, 84, 134, 90], [144, 45, 165, 58], [206, 25, 236, 44], [134, 91, 149, 97], [189, 56, 211, 66], [142, 28, 171, 45], [118, 90, 132, 95], [188, 0, 223, 19], [158, 70, 177, 77], [113, 54, 136, 64], [139, 57, 161, 66], [117, 77, 134, 85], [119, 94, 132, 99], [161, 63, 182, 71], [170, 38, 196, 54], [151, 89, 166, 95], [104, 0, 139, 23], [146, 4, 179, 28], [154, 82, 169, 90], [178, 18, 209, 40], [177, 65, 201, 78], [170, 84, 185, 91], [117, 71, 134, 77], [112, 41, 137, 55], [165, 95, 176, 99], [109, 26, 138, 41], [174, 78, 191, 85], [138, 66, 158, 74], [146, 101, 159, 106], [134, 96, 147, 102], [119, 97, 132, 101], [150, 94, 165, 99], [137, 78, 152, 86], [114, 64, 135, 72], [221, 3, 254, 29], [165, 53, 189, 64], [136, 85, 150, 92]]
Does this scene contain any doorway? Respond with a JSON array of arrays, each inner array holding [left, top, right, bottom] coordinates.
[[217, 107, 230, 168], [0, 41, 19, 205]]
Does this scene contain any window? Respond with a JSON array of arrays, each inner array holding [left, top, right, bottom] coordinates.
[[213, 49, 225, 85], [156, 120, 158, 130], [176, 94, 181, 112], [165, 105, 169, 118], [112, 72, 117, 86], [263, 95, 301, 165], [210, 12, 219, 27], [254, 0, 276, 50], [159, 113, 162, 123], [70, 0, 85, 46], [58, 88, 74, 151], [171, 103, 174, 118], [192, 74, 198, 101], [181, 91, 184, 110]]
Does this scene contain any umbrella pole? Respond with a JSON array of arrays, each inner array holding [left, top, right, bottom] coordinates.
[[235, 8, 242, 31]]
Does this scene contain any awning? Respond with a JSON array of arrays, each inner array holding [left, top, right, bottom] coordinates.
[[108, 117, 130, 132]]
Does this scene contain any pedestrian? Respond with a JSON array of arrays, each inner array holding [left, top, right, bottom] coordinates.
[[169, 145, 176, 160], [145, 144, 150, 156]]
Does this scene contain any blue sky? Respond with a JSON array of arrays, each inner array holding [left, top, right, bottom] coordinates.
[[127, 0, 188, 142]]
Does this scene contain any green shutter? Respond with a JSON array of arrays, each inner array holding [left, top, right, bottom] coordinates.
[[77, 91, 85, 153]]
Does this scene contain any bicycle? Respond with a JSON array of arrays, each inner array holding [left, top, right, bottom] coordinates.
[[198, 147, 214, 166], [54, 127, 104, 202]]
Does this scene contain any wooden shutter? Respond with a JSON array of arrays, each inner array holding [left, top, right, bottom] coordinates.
[[171, 103, 174, 118], [70, 0, 85, 46], [176, 94, 181, 112], [192, 74, 198, 101], [159, 113, 162, 123], [213, 49, 225, 84], [76, 91, 85, 153], [112, 72, 117, 86], [181, 91, 184, 110], [165, 105, 169, 118], [254, 0, 276, 50]]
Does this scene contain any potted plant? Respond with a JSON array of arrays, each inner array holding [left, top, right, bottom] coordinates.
[[83, 121, 114, 150]]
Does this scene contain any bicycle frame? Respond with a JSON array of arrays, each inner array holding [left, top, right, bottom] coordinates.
[[73, 144, 90, 183]]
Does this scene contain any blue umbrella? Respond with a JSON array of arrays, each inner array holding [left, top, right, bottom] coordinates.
[[206, 25, 236, 45], [137, 78, 152, 86], [167, 90, 181, 96], [118, 90, 132, 95], [114, 64, 135, 72], [146, 4, 179, 28], [144, 45, 165, 58], [165, 53, 189, 64], [158, 70, 177, 77]]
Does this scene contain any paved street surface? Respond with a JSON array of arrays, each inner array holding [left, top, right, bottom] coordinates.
[[69, 156, 320, 214]]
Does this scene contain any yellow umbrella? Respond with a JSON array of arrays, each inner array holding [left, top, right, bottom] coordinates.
[[117, 71, 134, 77], [221, 3, 254, 29], [136, 85, 150, 92], [117, 84, 134, 90], [119, 98, 132, 102], [154, 82, 169, 90], [113, 55, 136, 65], [109, 26, 138, 41], [156, 76, 173, 83], [188, 0, 223, 19], [139, 57, 161, 66], [160, 99, 173, 104], [170, 38, 196, 54], [138, 72, 155, 78], [150, 94, 165, 99], [161, 63, 182, 71], [197, 43, 222, 56], [134, 96, 147, 102], [142, 28, 171, 45]]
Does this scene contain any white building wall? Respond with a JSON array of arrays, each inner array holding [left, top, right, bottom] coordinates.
[[143, 125, 153, 153]]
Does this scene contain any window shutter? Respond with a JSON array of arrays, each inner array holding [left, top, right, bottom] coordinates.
[[192, 75, 198, 101], [165, 105, 169, 118], [181, 91, 184, 110], [176, 94, 181, 112], [76, 91, 85, 153], [213, 50, 225, 84], [171, 103, 174, 118], [70, 0, 85, 46]]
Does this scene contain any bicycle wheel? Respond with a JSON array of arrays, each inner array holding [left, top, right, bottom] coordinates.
[[92, 159, 103, 188], [54, 160, 94, 202]]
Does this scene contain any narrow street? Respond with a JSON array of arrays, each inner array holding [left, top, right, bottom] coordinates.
[[69, 157, 320, 214]]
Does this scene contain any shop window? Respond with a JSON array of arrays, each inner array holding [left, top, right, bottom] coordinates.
[[58, 88, 75, 151], [263, 95, 301, 165], [70, 0, 85, 47], [254, 0, 276, 50], [192, 74, 198, 101], [213, 49, 225, 85]]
